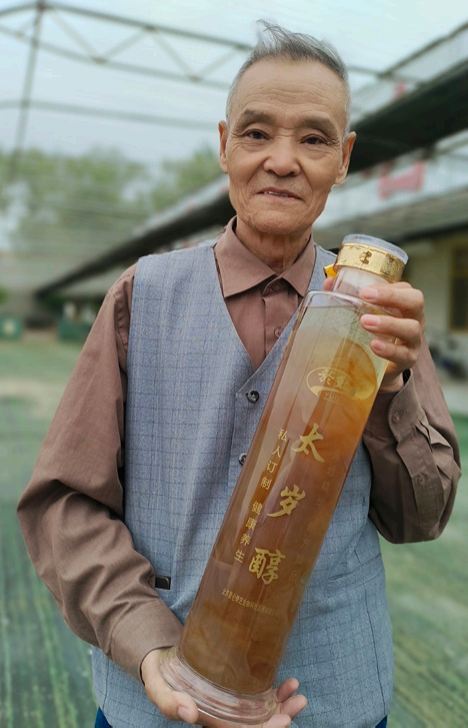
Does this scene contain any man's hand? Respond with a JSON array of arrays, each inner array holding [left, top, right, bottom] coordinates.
[[141, 648, 307, 727], [359, 282, 425, 391], [323, 279, 425, 392]]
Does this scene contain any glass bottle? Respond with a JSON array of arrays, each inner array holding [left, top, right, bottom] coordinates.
[[160, 235, 408, 724]]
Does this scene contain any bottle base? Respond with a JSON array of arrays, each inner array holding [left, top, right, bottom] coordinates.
[[159, 646, 277, 725]]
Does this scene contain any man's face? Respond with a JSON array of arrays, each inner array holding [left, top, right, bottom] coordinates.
[[219, 59, 355, 242]]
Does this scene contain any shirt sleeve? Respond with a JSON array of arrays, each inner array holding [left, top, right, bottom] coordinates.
[[363, 337, 461, 543], [17, 266, 183, 683]]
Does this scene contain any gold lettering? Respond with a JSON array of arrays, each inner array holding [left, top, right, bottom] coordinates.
[[234, 550, 245, 563], [260, 477, 272, 490], [317, 368, 334, 385], [252, 501, 263, 515], [249, 548, 286, 585], [292, 423, 324, 462], [268, 484, 306, 518], [266, 460, 278, 474]]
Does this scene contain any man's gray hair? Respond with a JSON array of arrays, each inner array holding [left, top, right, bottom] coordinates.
[[226, 21, 350, 127]]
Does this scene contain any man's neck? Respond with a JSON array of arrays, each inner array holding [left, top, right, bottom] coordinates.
[[235, 218, 312, 274]]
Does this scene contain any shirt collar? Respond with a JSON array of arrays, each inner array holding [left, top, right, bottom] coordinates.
[[215, 217, 316, 298]]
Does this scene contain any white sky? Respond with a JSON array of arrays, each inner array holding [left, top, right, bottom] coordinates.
[[0, 0, 467, 169]]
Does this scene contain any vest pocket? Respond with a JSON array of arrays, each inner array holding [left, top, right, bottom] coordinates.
[[327, 554, 384, 595]]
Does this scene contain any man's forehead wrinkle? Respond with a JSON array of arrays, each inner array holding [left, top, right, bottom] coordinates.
[[230, 75, 347, 134], [232, 60, 347, 105]]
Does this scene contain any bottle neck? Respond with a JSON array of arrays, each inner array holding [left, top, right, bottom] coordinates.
[[332, 266, 391, 297]]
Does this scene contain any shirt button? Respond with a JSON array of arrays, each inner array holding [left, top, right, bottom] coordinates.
[[274, 326, 282, 338], [417, 473, 425, 486], [392, 412, 401, 424], [246, 390, 260, 403], [239, 453, 247, 466]]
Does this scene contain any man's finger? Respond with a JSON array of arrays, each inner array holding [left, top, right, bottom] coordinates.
[[360, 314, 421, 346], [277, 693, 308, 717], [370, 338, 414, 369], [146, 680, 199, 723], [360, 283, 424, 320], [276, 678, 299, 703], [142, 651, 199, 723], [273, 678, 307, 724]]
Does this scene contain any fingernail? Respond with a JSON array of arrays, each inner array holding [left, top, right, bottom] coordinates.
[[372, 339, 386, 353], [361, 314, 379, 327], [178, 707, 192, 722], [361, 288, 378, 301]]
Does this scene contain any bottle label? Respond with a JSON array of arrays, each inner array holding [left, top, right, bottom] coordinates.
[[306, 366, 356, 400]]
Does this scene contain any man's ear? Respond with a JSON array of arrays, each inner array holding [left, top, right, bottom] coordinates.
[[219, 121, 229, 174], [334, 131, 356, 186]]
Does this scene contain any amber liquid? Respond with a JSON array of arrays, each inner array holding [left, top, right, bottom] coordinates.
[[179, 297, 387, 695]]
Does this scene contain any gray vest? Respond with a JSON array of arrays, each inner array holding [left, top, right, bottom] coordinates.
[[92, 243, 393, 728]]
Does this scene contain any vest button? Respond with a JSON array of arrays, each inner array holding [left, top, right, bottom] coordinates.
[[246, 390, 260, 403], [239, 453, 247, 466]]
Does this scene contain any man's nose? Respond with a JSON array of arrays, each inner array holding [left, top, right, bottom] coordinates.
[[263, 138, 300, 176]]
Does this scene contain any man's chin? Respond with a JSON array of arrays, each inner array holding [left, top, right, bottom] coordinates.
[[244, 211, 308, 238]]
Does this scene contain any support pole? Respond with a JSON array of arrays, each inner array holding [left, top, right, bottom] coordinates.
[[9, 0, 45, 181]]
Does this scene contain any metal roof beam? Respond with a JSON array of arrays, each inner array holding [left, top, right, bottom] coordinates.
[[0, 98, 213, 129], [8, 0, 43, 181], [0, 23, 231, 89], [0, 3, 36, 19], [46, 2, 252, 50]]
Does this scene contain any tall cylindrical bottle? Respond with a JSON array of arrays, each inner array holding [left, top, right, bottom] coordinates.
[[160, 235, 408, 723]]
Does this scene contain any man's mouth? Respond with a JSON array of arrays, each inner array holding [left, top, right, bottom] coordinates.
[[259, 188, 300, 199]]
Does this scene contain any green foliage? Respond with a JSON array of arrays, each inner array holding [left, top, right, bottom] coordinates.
[[151, 145, 222, 212], [0, 144, 221, 254], [0, 287, 9, 306]]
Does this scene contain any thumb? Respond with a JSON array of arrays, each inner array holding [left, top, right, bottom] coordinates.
[[142, 649, 199, 723]]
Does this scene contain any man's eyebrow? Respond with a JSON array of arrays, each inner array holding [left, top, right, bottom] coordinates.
[[235, 110, 275, 128], [299, 117, 340, 137]]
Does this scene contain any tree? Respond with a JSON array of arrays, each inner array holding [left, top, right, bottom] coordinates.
[[151, 145, 223, 212], [0, 144, 221, 257]]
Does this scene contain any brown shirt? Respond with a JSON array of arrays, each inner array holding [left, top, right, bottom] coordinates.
[[17, 219, 461, 683]]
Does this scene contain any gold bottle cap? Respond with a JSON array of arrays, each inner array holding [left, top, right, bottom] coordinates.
[[335, 235, 407, 283]]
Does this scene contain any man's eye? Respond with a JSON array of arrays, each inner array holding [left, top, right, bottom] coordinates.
[[305, 136, 324, 145], [246, 130, 265, 140]]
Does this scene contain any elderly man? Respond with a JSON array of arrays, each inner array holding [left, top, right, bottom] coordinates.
[[18, 22, 460, 728]]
